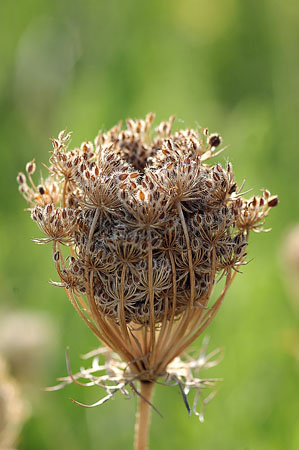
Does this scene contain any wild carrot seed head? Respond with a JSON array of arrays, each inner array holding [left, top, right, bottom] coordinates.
[[18, 114, 278, 382]]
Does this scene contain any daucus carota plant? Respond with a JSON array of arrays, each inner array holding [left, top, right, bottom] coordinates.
[[18, 114, 278, 449]]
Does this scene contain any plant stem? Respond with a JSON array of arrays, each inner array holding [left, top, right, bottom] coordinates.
[[134, 382, 155, 450]]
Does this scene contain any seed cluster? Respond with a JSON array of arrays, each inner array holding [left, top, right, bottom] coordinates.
[[18, 114, 278, 327]]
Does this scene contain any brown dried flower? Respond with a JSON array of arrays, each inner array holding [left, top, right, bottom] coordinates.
[[0, 356, 28, 449], [19, 114, 278, 447]]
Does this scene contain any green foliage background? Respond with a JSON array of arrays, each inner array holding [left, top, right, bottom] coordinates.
[[0, 0, 298, 449]]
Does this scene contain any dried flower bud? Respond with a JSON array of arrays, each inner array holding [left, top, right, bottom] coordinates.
[[26, 160, 36, 175], [19, 184, 27, 194], [146, 112, 155, 124], [208, 133, 222, 148], [53, 251, 60, 262], [268, 195, 279, 207], [58, 129, 67, 141], [38, 185, 45, 195], [17, 172, 26, 185]]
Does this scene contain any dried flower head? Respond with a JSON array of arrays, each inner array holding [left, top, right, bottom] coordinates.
[[18, 114, 278, 421], [0, 356, 28, 449]]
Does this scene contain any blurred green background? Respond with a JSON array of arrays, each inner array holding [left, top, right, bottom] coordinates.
[[1, 0, 298, 449]]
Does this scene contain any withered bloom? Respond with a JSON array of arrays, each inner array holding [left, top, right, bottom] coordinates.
[[18, 114, 278, 449], [0, 356, 28, 449]]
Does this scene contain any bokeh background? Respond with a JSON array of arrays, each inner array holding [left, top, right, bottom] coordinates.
[[1, 0, 299, 449]]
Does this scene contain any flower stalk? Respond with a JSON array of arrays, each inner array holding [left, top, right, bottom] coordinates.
[[134, 382, 155, 450]]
